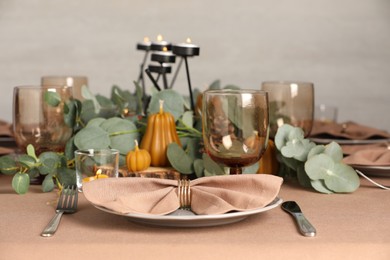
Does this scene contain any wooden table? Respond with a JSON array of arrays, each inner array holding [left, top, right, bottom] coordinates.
[[0, 174, 389, 260]]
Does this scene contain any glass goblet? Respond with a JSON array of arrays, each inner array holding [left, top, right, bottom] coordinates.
[[13, 85, 73, 154], [41, 75, 88, 101], [261, 81, 314, 138], [202, 89, 269, 175]]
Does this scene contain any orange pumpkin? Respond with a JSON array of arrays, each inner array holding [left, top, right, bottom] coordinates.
[[126, 140, 151, 172], [140, 100, 182, 166]]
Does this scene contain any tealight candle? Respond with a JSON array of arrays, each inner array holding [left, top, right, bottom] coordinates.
[[136, 37, 152, 51], [151, 47, 176, 64], [148, 64, 172, 74], [151, 34, 172, 51], [172, 38, 200, 56]]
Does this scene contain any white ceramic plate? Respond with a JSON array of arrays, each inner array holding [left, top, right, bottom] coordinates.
[[352, 165, 390, 177], [93, 197, 283, 227], [310, 137, 390, 145]]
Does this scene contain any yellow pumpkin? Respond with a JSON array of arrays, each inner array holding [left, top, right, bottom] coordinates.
[[140, 100, 182, 166], [126, 140, 151, 172]]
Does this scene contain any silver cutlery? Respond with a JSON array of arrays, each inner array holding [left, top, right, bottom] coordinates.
[[282, 201, 316, 237], [41, 185, 78, 237]]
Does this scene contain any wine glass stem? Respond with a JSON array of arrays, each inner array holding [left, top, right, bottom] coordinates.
[[230, 167, 242, 175]]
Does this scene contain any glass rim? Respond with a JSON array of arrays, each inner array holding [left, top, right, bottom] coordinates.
[[14, 85, 73, 89], [203, 89, 268, 95], [262, 81, 314, 86], [41, 75, 88, 80]]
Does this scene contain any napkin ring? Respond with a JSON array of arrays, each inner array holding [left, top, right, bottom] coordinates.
[[178, 179, 191, 209]]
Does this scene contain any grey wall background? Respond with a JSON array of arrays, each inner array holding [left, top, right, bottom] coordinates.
[[1, 0, 390, 131]]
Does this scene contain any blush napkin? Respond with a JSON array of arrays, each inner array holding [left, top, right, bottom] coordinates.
[[310, 121, 390, 140], [343, 147, 390, 166], [83, 174, 283, 215]]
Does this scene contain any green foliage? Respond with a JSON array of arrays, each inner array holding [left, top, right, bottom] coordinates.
[[275, 124, 360, 193], [12, 172, 30, 195], [147, 89, 185, 121]]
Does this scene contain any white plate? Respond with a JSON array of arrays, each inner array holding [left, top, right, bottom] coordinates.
[[310, 137, 390, 145], [93, 197, 283, 227], [351, 165, 390, 177]]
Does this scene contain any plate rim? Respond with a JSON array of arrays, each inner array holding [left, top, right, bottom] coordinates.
[[351, 164, 390, 177], [93, 197, 283, 225], [310, 137, 390, 145]]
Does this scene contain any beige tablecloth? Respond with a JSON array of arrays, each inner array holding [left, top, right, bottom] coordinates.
[[0, 174, 389, 260]]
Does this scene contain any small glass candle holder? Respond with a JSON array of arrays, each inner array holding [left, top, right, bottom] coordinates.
[[74, 149, 119, 191]]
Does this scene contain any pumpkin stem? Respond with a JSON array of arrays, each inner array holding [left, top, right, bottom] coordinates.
[[159, 99, 164, 114], [134, 139, 140, 151]]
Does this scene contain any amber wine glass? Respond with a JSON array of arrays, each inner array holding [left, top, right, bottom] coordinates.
[[261, 81, 314, 138], [202, 89, 269, 175], [13, 85, 73, 154]]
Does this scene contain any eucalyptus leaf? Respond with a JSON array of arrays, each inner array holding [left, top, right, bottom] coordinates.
[[311, 179, 334, 194], [42, 174, 55, 192], [65, 136, 77, 160], [209, 79, 221, 90], [274, 124, 295, 150], [307, 144, 325, 159], [0, 155, 18, 175], [304, 154, 334, 180], [38, 152, 60, 175], [167, 143, 194, 174], [181, 111, 194, 128], [147, 89, 185, 121], [96, 94, 115, 107], [100, 117, 139, 154], [63, 99, 77, 128], [27, 168, 39, 179], [26, 144, 38, 160], [86, 118, 106, 127], [324, 141, 344, 162], [193, 159, 205, 178], [184, 137, 202, 160], [74, 126, 111, 150], [323, 163, 360, 193], [57, 167, 76, 186], [223, 84, 241, 90], [18, 154, 37, 168], [296, 164, 312, 188], [202, 153, 225, 176], [12, 172, 30, 194], [80, 100, 99, 123], [44, 91, 61, 107], [82, 85, 101, 113]]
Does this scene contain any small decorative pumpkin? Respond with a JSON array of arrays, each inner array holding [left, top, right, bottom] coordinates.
[[126, 140, 151, 172], [140, 100, 182, 166]]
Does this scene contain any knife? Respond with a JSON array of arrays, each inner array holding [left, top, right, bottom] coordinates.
[[281, 201, 316, 237]]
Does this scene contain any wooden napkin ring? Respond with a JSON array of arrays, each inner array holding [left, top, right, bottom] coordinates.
[[177, 179, 191, 209]]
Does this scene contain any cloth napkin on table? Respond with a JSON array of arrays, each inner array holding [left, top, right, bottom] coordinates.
[[343, 147, 390, 166], [83, 174, 283, 216], [310, 121, 390, 140]]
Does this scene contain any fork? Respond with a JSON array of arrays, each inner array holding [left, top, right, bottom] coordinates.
[[41, 185, 78, 237]]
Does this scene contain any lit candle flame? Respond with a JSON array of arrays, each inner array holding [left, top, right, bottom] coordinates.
[[162, 47, 168, 52], [143, 37, 150, 43], [186, 38, 192, 44], [157, 34, 163, 42]]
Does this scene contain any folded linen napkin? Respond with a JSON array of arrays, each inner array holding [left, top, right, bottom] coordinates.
[[341, 143, 389, 155], [343, 147, 390, 166], [83, 174, 283, 215], [310, 121, 390, 140]]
